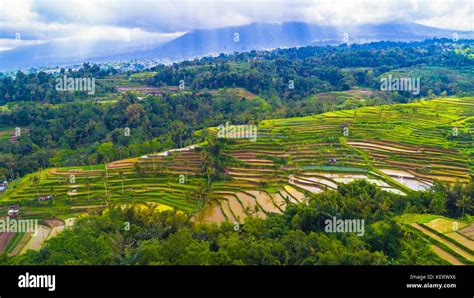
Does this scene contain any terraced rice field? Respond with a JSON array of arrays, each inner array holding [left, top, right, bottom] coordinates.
[[402, 215, 474, 265], [430, 245, 464, 265], [0, 97, 473, 225], [20, 225, 51, 254], [459, 224, 474, 240], [0, 231, 15, 252], [0, 218, 76, 256]]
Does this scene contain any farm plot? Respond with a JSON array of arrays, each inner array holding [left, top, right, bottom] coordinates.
[[430, 245, 464, 265], [196, 184, 306, 224], [459, 224, 474, 241], [0, 232, 14, 253], [20, 225, 51, 254]]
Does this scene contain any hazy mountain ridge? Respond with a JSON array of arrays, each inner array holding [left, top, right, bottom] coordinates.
[[0, 22, 471, 71]]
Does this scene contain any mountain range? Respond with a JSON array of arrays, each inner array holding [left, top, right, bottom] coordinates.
[[0, 21, 472, 71]]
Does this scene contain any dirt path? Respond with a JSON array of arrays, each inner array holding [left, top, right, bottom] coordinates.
[[345, 138, 412, 194], [412, 223, 474, 261], [143, 145, 197, 158], [430, 245, 464, 265]]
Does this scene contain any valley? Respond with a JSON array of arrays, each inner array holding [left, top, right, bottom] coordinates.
[[0, 37, 473, 266], [1, 96, 473, 257]]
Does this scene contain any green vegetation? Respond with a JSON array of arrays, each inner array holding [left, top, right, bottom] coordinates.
[[1, 39, 473, 178], [2, 180, 462, 265], [0, 39, 473, 265], [1, 97, 473, 221]]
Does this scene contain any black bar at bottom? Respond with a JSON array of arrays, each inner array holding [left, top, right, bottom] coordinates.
[[0, 265, 472, 297]]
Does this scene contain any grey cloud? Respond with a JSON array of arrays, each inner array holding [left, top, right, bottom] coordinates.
[[0, 0, 472, 45]]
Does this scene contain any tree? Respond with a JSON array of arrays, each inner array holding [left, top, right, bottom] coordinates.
[[35, 228, 114, 265], [125, 103, 145, 126], [201, 132, 228, 184], [456, 195, 472, 221], [428, 192, 447, 215], [427, 89, 435, 99], [194, 180, 209, 208], [98, 142, 117, 163]]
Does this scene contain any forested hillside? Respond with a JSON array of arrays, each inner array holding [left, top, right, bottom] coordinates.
[[0, 38, 473, 266]]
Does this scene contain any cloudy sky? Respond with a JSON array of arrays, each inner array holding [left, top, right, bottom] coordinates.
[[0, 0, 472, 51]]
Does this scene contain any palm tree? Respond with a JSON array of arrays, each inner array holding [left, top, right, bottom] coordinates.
[[456, 195, 472, 221], [202, 133, 226, 185], [194, 180, 208, 208], [378, 200, 391, 213], [4, 155, 17, 180]]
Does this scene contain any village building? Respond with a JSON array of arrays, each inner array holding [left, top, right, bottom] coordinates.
[[7, 204, 20, 217], [0, 180, 8, 191], [38, 195, 54, 202]]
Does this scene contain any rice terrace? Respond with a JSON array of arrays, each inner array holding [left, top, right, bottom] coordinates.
[[4, 1, 474, 297], [0, 0, 474, 275], [1, 95, 473, 265]]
